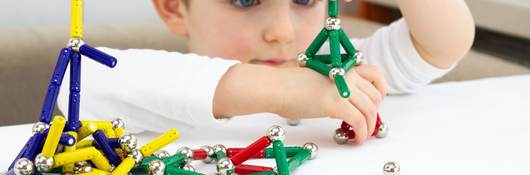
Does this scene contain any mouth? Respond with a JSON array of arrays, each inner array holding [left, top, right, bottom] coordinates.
[[250, 59, 288, 67]]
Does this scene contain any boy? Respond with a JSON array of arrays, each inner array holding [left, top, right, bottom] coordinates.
[[57, 0, 474, 144]]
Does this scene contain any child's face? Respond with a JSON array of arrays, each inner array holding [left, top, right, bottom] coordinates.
[[154, 0, 326, 67]]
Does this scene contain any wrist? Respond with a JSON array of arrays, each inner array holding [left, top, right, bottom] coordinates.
[[213, 64, 283, 118]]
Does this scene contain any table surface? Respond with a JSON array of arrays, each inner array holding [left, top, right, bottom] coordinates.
[[2, 75, 530, 175]]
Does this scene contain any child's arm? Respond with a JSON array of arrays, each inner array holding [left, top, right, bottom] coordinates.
[[57, 48, 386, 144], [395, 0, 475, 68], [335, 0, 474, 94], [214, 63, 387, 144], [344, 0, 475, 68]]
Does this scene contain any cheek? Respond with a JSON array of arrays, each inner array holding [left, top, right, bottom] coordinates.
[[293, 13, 326, 53], [188, 14, 258, 63]]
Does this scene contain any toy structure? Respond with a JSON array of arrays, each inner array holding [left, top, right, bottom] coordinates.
[[295, 0, 389, 143], [297, 0, 362, 99], [4, 0, 182, 174], [134, 126, 318, 175]]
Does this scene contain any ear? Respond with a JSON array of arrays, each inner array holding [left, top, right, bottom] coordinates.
[[152, 0, 189, 37]]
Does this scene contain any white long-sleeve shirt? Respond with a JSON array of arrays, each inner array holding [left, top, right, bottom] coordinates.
[[57, 19, 452, 133]]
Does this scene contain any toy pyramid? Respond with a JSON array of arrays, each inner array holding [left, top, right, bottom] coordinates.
[[297, 0, 389, 144], [297, 0, 364, 98]]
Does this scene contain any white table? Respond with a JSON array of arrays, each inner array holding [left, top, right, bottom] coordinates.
[[2, 75, 530, 175]]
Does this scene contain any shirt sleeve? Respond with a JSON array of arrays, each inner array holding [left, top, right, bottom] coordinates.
[[320, 18, 454, 94], [57, 48, 240, 133]]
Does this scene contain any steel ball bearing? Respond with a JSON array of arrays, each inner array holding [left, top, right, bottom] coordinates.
[[176, 146, 194, 163], [334, 128, 349, 144], [325, 17, 341, 30], [13, 158, 34, 175], [216, 158, 235, 175], [303, 142, 319, 159], [297, 53, 309, 67], [34, 154, 54, 173], [267, 125, 285, 141], [383, 161, 400, 175]]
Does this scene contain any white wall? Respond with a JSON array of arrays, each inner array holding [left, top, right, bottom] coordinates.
[[0, 0, 161, 27]]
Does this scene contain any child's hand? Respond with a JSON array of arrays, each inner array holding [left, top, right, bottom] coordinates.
[[275, 64, 387, 144], [214, 64, 387, 144]]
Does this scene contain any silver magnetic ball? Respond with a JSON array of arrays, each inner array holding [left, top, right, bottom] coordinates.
[[383, 162, 400, 175], [31, 122, 49, 134], [129, 149, 144, 165], [334, 128, 349, 144], [74, 161, 89, 167], [286, 119, 301, 126], [212, 144, 227, 154], [74, 164, 93, 174], [297, 53, 309, 67], [325, 17, 342, 30], [182, 163, 195, 172], [303, 142, 319, 159], [154, 150, 171, 159], [267, 125, 285, 141], [216, 158, 235, 175], [120, 134, 138, 151], [176, 147, 194, 163], [14, 158, 34, 175], [34, 154, 54, 172], [328, 67, 345, 80], [67, 38, 85, 51], [376, 122, 389, 138], [112, 118, 125, 129], [354, 52, 364, 66], [200, 145, 215, 164], [148, 160, 166, 175], [77, 166, 93, 174]]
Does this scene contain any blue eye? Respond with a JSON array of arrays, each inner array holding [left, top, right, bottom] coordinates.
[[231, 0, 261, 8], [293, 0, 314, 6]]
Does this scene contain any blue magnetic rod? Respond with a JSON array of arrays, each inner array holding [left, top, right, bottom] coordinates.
[[42, 129, 77, 146], [38, 48, 72, 124], [93, 130, 122, 166], [66, 52, 81, 132], [79, 44, 117, 68]]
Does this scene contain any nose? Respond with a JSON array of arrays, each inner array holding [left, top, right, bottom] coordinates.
[[262, 7, 295, 44]]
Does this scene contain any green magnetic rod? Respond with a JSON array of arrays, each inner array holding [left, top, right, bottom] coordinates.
[[273, 140, 289, 175]]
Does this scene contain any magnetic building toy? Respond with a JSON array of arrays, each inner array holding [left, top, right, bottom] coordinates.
[[294, 0, 390, 142], [134, 125, 318, 175], [297, 0, 362, 99], [4, 1, 181, 174]]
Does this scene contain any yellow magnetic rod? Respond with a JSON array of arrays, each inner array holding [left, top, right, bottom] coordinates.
[[70, 0, 83, 38]]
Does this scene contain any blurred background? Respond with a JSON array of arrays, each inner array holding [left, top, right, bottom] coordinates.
[[1, 0, 529, 126]]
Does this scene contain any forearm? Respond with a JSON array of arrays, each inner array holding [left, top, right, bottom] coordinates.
[[396, 0, 475, 68], [213, 64, 282, 118]]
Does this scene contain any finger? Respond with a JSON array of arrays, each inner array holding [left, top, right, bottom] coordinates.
[[356, 79, 383, 108], [348, 88, 378, 137], [355, 64, 388, 98], [334, 101, 368, 144]]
